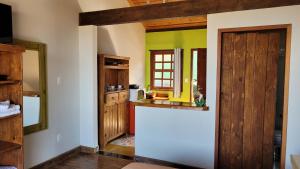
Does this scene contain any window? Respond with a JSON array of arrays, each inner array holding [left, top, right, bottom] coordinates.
[[150, 50, 174, 90]]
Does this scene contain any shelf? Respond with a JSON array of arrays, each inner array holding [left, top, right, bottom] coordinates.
[[0, 140, 22, 154], [0, 80, 21, 85], [105, 89, 129, 94], [104, 65, 129, 70], [0, 113, 21, 120], [102, 54, 130, 61]]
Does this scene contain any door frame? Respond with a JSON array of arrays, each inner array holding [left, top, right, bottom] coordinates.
[[214, 24, 292, 169]]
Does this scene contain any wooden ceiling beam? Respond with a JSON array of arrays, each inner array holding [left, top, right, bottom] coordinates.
[[79, 0, 300, 26]]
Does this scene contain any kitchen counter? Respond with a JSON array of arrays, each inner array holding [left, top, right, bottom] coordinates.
[[133, 99, 209, 111], [134, 103, 214, 168]]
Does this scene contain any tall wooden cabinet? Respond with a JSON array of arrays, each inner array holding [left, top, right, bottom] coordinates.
[[98, 54, 130, 148], [0, 44, 25, 169]]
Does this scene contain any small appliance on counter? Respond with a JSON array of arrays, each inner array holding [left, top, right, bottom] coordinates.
[[129, 84, 144, 101], [129, 84, 139, 89]]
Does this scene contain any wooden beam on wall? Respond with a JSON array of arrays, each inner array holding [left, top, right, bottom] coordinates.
[[79, 0, 300, 26]]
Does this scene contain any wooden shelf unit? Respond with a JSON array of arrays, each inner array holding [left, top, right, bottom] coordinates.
[[0, 141, 22, 154], [104, 65, 129, 70], [0, 114, 21, 120], [105, 89, 129, 95], [0, 44, 25, 169], [98, 54, 130, 148], [0, 80, 21, 85]]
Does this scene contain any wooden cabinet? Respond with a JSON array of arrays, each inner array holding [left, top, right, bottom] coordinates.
[[103, 91, 129, 145], [0, 44, 25, 169], [98, 54, 130, 148]]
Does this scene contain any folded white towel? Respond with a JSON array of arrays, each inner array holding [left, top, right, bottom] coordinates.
[[0, 100, 10, 111], [0, 104, 21, 118], [0, 166, 17, 169], [0, 104, 9, 111], [8, 104, 20, 111], [0, 109, 20, 118], [0, 100, 10, 105]]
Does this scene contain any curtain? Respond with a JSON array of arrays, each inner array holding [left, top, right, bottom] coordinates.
[[173, 48, 182, 98]]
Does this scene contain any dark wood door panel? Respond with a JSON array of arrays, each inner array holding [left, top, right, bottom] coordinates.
[[197, 48, 207, 96], [219, 30, 282, 169]]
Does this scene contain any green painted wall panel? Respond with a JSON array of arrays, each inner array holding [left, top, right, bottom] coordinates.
[[145, 29, 207, 102]]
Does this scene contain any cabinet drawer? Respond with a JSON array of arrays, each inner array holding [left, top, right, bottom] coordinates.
[[119, 91, 129, 102], [105, 93, 119, 105]]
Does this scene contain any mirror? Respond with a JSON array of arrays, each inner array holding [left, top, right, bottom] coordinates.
[[15, 40, 47, 135]]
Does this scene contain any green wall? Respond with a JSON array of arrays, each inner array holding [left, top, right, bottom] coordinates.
[[145, 29, 207, 102]]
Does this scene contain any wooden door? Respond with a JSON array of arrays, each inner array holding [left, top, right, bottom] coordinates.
[[218, 30, 283, 169], [197, 49, 207, 96]]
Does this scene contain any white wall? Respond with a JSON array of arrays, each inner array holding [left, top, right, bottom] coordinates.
[[207, 5, 300, 169], [79, 26, 98, 148], [77, 0, 146, 87], [98, 24, 145, 87], [135, 106, 214, 168], [0, 0, 81, 168]]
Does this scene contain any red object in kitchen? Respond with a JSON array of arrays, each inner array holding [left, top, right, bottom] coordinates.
[[129, 102, 135, 135]]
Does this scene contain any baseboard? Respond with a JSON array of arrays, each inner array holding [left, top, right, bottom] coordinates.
[[30, 145, 98, 169], [135, 156, 203, 169], [30, 146, 81, 169]]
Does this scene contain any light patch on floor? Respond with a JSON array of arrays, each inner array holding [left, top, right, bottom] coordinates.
[[103, 135, 135, 157], [110, 135, 135, 147]]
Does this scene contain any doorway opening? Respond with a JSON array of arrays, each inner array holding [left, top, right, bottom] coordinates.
[[190, 48, 207, 102]]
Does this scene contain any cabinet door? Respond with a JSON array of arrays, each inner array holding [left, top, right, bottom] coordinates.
[[104, 104, 119, 143], [118, 91, 129, 134], [118, 102, 125, 134], [103, 105, 110, 144], [113, 105, 118, 138]]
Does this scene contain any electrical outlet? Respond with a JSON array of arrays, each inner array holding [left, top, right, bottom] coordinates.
[[56, 134, 61, 143], [57, 77, 61, 86]]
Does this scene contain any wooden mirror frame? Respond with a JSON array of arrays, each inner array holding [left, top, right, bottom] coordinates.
[[14, 39, 48, 135]]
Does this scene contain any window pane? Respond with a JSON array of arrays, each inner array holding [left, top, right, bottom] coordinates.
[[163, 80, 170, 87], [155, 63, 162, 69], [192, 53, 198, 81], [155, 72, 162, 78], [155, 54, 162, 62], [172, 63, 175, 70], [154, 80, 161, 87], [163, 72, 171, 79], [170, 80, 173, 87], [164, 54, 172, 62], [164, 63, 171, 69]]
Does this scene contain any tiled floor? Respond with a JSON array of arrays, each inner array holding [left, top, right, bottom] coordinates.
[[47, 153, 132, 169]]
